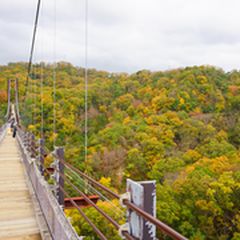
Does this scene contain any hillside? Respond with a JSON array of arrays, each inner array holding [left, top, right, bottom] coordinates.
[[0, 62, 239, 239]]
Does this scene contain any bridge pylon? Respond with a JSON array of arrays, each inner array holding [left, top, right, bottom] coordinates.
[[5, 78, 21, 125]]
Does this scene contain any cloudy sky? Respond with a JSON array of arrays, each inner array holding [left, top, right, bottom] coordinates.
[[1, 0, 240, 73]]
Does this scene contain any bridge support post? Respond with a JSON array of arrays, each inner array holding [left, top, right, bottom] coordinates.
[[30, 133, 36, 158], [6, 79, 11, 120], [39, 139, 45, 175], [25, 132, 31, 152], [14, 78, 20, 124], [125, 179, 156, 240], [55, 147, 65, 207], [23, 132, 29, 148]]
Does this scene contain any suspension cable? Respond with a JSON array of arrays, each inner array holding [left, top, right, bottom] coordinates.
[[59, 185, 108, 240], [61, 171, 119, 230], [24, 0, 41, 99], [65, 166, 125, 217], [39, 0, 46, 142], [47, 167, 134, 240], [84, 0, 89, 165], [44, 167, 107, 240], [55, 158, 187, 240], [30, 64, 34, 126], [40, 57, 44, 139], [53, 0, 57, 148], [62, 160, 120, 199], [33, 62, 37, 129], [64, 171, 125, 222]]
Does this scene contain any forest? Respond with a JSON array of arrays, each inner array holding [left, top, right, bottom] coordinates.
[[0, 62, 239, 240]]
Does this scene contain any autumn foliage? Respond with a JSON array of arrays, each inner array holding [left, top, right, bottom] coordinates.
[[0, 63, 239, 239]]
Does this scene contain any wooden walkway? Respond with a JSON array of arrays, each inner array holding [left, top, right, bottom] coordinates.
[[0, 130, 42, 240]]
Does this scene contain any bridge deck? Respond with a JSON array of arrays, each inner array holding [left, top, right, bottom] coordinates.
[[0, 130, 41, 240]]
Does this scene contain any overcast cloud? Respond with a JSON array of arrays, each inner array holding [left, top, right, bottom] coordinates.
[[0, 0, 240, 72]]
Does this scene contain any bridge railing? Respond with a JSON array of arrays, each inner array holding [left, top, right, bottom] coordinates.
[[16, 126, 188, 240], [0, 123, 8, 143], [16, 127, 81, 240], [59, 161, 188, 240]]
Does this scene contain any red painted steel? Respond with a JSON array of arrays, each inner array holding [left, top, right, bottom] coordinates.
[[64, 195, 99, 209]]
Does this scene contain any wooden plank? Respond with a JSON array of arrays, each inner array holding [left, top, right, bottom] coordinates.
[[0, 132, 42, 240], [0, 234, 41, 240]]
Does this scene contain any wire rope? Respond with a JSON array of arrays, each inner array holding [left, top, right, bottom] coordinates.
[[84, 0, 89, 165], [64, 165, 125, 217], [40, 1, 44, 141], [24, 0, 41, 100], [53, 0, 57, 148]]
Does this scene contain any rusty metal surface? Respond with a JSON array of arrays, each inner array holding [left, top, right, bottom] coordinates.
[[17, 133, 81, 240], [64, 195, 99, 209]]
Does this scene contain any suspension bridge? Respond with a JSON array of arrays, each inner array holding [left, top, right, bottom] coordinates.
[[0, 1, 188, 240]]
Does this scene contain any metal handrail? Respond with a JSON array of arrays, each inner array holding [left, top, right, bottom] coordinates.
[[18, 126, 188, 240], [0, 123, 8, 142], [16, 129, 80, 240], [57, 159, 188, 240]]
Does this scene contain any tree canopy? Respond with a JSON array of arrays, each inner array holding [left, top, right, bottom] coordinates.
[[0, 63, 239, 239]]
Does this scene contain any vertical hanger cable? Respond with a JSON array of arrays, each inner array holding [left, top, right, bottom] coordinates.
[[84, 0, 89, 164]]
